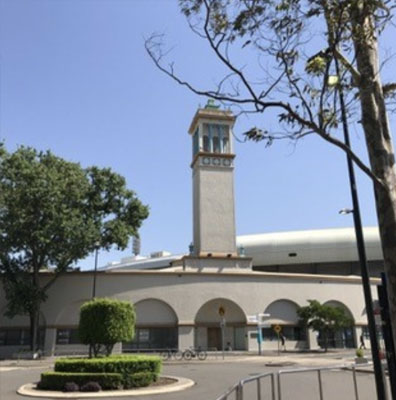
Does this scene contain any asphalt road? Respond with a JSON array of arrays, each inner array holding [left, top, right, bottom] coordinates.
[[0, 357, 378, 400]]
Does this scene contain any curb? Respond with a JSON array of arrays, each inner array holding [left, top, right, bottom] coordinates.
[[17, 376, 195, 398]]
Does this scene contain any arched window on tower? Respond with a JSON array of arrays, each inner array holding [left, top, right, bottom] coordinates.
[[212, 135, 220, 153], [203, 135, 210, 152], [221, 127, 230, 153]]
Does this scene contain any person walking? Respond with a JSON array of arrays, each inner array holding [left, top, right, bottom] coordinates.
[[280, 333, 286, 352], [359, 334, 366, 350]]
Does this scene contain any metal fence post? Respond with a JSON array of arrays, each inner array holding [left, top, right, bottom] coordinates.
[[271, 373, 276, 400], [277, 372, 282, 400], [352, 366, 360, 400], [236, 382, 243, 400], [256, 377, 261, 400], [317, 370, 324, 400]]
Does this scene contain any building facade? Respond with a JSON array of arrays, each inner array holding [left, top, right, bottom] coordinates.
[[0, 103, 380, 358]]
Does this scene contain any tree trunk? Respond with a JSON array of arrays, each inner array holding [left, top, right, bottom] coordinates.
[[323, 330, 328, 353], [29, 309, 39, 352], [30, 269, 41, 353], [352, 7, 396, 349]]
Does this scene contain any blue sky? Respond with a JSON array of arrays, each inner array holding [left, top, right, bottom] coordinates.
[[1, 0, 395, 270]]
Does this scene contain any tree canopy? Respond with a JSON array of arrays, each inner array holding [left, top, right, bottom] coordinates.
[[297, 300, 353, 352], [0, 145, 148, 350]]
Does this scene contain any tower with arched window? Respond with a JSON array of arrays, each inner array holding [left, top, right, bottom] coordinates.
[[185, 100, 251, 270]]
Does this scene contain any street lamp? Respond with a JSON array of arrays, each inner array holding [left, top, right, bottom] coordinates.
[[92, 242, 100, 299], [338, 208, 353, 215], [333, 57, 388, 399]]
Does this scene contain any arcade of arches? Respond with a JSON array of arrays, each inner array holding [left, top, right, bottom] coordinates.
[[121, 298, 357, 351], [0, 296, 360, 355]]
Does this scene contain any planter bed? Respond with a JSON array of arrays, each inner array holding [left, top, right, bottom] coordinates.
[[38, 355, 162, 392]]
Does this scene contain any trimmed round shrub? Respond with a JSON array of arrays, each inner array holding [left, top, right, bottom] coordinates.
[[356, 348, 364, 358], [79, 298, 136, 357], [80, 381, 102, 392], [63, 382, 79, 392]]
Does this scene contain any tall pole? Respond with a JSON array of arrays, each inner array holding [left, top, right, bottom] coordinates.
[[92, 247, 99, 299], [335, 58, 388, 400], [220, 317, 226, 360]]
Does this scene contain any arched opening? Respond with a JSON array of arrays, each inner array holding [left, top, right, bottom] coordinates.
[[321, 301, 356, 349], [195, 298, 247, 351], [123, 299, 178, 352], [263, 300, 306, 348]]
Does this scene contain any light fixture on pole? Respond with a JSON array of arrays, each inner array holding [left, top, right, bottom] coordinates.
[[92, 241, 100, 299], [338, 208, 353, 215], [333, 53, 388, 399]]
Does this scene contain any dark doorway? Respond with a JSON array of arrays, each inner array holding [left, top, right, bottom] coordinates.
[[208, 327, 222, 350]]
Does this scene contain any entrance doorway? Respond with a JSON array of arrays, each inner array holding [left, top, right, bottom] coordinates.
[[207, 327, 222, 350]]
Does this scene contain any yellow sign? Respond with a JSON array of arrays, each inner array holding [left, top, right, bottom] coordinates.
[[273, 324, 282, 334]]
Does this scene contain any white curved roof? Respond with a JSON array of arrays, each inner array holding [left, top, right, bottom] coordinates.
[[102, 227, 384, 271], [237, 227, 383, 266]]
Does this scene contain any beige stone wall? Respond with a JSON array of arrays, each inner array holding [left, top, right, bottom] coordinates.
[[0, 270, 377, 357]]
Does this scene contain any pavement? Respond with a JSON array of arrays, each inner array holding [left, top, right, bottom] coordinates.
[[0, 350, 379, 400], [0, 348, 364, 370]]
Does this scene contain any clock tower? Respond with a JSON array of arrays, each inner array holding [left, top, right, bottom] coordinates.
[[189, 100, 238, 257]]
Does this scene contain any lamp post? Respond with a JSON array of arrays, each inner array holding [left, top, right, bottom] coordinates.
[[334, 59, 388, 399], [92, 242, 100, 299]]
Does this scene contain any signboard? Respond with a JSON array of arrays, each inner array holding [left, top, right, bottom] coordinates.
[[273, 324, 282, 334], [247, 313, 271, 325], [247, 315, 258, 323]]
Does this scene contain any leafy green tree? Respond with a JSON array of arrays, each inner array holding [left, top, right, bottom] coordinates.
[[297, 300, 353, 352], [146, 0, 396, 347], [0, 145, 148, 352], [79, 298, 136, 357]]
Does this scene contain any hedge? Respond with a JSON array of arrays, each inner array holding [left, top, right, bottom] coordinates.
[[38, 372, 123, 391], [55, 355, 161, 376], [123, 372, 157, 389]]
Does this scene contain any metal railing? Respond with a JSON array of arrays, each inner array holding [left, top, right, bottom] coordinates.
[[215, 363, 372, 400]]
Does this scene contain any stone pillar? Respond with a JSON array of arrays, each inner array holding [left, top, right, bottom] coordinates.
[[112, 342, 122, 354], [178, 325, 195, 350], [307, 328, 320, 350], [43, 327, 57, 356]]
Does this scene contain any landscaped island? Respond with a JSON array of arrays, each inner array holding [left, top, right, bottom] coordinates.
[[38, 355, 162, 392]]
